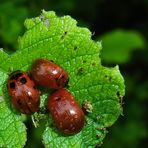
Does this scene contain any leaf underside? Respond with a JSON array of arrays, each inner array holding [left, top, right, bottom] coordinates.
[[0, 11, 125, 148]]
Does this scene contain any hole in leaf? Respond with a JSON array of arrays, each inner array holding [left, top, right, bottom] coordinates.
[[77, 68, 84, 75], [61, 31, 68, 39], [92, 62, 96, 66], [116, 91, 120, 97], [83, 60, 86, 63], [74, 46, 78, 50]]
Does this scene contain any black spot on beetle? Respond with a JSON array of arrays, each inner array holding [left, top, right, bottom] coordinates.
[[20, 77, 27, 84], [10, 82, 16, 89], [10, 72, 23, 80]]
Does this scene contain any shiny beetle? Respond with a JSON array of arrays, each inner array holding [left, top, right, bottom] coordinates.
[[30, 59, 69, 89], [7, 71, 40, 114], [48, 88, 85, 135]]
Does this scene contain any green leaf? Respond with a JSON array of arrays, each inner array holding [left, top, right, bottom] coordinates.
[[0, 10, 125, 147], [99, 29, 145, 64], [43, 117, 107, 148]]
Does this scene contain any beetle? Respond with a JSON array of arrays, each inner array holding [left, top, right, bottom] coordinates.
[[30, 59, 69, 89], [48, 88, 85, 135], [7, 70, 40, 114]]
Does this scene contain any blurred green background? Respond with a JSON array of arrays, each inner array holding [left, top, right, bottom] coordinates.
[[0, 0, 148, 148]]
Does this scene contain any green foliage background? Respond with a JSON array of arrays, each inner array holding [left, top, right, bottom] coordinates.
[[0, 0, 148, 147]]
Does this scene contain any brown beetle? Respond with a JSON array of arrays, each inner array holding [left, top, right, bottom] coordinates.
[[7, 71, 40, 114], [30, 59, 69, 89], [48, 88, 85, 135]]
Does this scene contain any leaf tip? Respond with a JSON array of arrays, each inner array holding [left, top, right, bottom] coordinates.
[[41, 10, 56, 19]]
